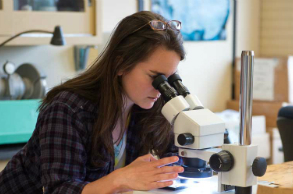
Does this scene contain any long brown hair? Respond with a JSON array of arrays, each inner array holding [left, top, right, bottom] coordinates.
[[39, 11, 185, 167]]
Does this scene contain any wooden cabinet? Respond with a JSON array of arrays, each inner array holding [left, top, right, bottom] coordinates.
[[0, 0, 102, 45]]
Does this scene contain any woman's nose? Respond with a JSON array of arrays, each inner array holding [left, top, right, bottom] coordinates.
[[154, 90, 161, 98]]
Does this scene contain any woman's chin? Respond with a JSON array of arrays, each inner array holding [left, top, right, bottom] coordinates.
[[138, 102, 155, 110]]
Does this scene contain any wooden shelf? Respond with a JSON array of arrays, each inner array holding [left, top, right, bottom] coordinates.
[[0, 34, 102, 46], [0, 0, 103, 46]]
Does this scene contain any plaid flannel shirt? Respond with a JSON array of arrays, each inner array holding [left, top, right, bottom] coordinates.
[[0, 91, 180, 194]]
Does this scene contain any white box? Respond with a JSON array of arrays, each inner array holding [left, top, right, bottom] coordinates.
[[251, 133, 270, 159], [251, 116, 266, 134], [272, 128, 284, 164]]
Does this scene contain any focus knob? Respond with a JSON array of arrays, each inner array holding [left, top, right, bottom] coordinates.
[[252, 157, 267, 177], [209, 151, 234, 172], [177, 133, 194, 146]]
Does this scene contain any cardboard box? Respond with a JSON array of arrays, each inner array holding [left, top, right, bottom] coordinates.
[[234, 57, 292, 102], [226, 100, 284, 128]]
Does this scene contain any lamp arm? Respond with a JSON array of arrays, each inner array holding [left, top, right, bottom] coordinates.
[[0, 30, 53, 47]]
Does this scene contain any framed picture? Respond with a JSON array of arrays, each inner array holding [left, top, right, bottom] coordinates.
[[138, 0, 231, 42]]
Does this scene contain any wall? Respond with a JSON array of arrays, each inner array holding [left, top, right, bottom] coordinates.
[[260, 0, 293, 57], [236, 0, 261, 57], [0, 0, 261, 112]]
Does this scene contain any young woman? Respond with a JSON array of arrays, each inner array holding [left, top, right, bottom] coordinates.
[[0, 11, 186, 193]]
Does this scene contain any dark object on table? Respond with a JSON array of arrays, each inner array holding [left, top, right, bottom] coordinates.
[[160, 186, 187, 191], [277, 106, 293, 162]]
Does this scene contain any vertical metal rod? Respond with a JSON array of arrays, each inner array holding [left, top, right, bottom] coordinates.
[[232, 0, 237, 100], [239, 51, 254, 145]]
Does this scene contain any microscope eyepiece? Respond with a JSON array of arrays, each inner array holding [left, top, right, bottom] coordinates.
[[167, 73, 182, 83], [168, 74, 190, 97], [152, 75, 178, 102], [152, 75, 167, 89]]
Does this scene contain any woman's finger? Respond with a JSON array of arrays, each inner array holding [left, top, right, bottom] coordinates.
[[151, 156, 179, 168], [152, 173, 178, 182], [155, 166, 184, 174]]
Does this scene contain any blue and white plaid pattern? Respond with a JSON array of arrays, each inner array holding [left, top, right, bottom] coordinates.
[[0, 91, 180, 194]]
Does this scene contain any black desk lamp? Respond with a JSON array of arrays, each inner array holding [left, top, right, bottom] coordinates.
[[0, 26, 66, 100], [0, 26, 66, 47]]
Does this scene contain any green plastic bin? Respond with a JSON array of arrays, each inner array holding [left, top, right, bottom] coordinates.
[[0, 100, 40, 145]]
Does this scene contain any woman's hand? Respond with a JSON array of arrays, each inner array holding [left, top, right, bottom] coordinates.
[[111, 154, 184, 192]]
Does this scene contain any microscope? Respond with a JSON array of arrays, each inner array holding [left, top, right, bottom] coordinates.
[[152, 51, 267, 194]]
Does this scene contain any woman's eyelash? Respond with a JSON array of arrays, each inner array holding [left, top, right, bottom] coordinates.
[[149, 73, 164, 79], [149, 75, 157, 78]]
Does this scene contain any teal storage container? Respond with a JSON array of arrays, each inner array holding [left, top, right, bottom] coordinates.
[[0, 100, 40, 145]]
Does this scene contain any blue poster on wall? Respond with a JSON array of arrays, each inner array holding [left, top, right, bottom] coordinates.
[[151, 0, 230, 41]]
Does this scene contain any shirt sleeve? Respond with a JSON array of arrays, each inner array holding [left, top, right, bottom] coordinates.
[[39, 102, 89, 194]]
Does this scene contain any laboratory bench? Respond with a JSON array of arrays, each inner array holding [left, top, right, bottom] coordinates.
[[0, 158, 292, 194], [130, 161, 293, 194]]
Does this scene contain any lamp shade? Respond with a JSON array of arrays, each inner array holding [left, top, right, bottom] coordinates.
[[0, 26, 66, 47], [50, 26, 66, 46]]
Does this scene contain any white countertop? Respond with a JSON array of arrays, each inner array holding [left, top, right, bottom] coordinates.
[[133, 176, 258, 194]]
